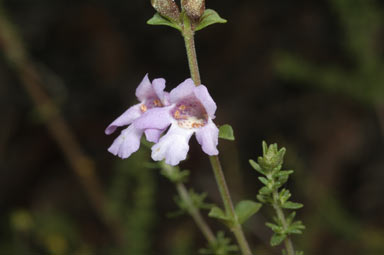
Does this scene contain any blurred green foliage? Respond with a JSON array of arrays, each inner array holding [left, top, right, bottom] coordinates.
[[276, 0, 384, 105], [107, 147, 156, 255], [1, 147, 156, 255]]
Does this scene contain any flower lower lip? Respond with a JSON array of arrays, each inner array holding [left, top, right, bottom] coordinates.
[[177, 117, 206, 129]]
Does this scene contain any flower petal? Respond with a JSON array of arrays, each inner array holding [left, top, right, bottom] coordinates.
[[195, 119, 219, 155], [169, 78, 195, 103], [108, 124, 143, 158], [134, 106, 173, 130], [105, 104, 142, 135], [152, 78, 167, 102], [144, 128, 165, 143], [194, 85, 217, 118], [135, 74, 155, 101], [163, 92, 170, 106], [151, 123, 194, 166]]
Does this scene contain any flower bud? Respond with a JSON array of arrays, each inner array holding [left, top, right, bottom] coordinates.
[[258, 142, 286, 172], [151, 0, 180, 22], [182, 0, 205, 20]]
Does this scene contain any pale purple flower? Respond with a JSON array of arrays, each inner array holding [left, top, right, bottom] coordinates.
[[105, 74, 169, 158], [135, 78, 219, 166]]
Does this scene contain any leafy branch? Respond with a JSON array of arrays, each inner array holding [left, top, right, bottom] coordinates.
[[250, 142, 305, 255], [160, 161, 239, 254]]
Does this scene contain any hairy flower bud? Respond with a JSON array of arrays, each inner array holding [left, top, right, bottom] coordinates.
[[151, 0, 180, 22], [182, 0, 205, 20]]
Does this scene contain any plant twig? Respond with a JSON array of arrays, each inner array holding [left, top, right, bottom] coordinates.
[[272, 191, 295, 255]]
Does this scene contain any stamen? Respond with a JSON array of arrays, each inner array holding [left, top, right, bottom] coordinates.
[[174, 110, 180, 119], [140, 104, 147, 112], [153, 99, 162, 107], [192, 123, 203, 128], [178, 105, 186, 111]]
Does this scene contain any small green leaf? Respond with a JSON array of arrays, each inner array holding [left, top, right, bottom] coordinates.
[[279, 189, 291, 204], [249, 159, 265, 175], [287, 228, 303, 235], [189, 190, 212, 210], [256, 194, 268, 203], [287, 220, 305, 235], [199, 231, 239, 254], [147, 13, 182, 31], [258, 177, 269, 186], [286, 211, 296, 225], [208, 206, 229, 221], [218, 124, 235, 140], [235, 200, 262, 224], [266, 222, 282, 233], [282, 201, 303, 210], [195, 9, 227, 31], [277, 170, 294, 177], [289, 220, 306, 233], [275, 170, 293, 184], [270, 233, 286, 246], [259, 186, 272, 195]]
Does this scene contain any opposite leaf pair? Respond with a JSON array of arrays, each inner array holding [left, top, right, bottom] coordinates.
[[105, 74, 219, 166]]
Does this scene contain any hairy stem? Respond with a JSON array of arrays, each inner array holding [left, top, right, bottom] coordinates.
[[182, 16, 253, 255], [183, 14, 201, 85], [272, 190, 295, 255]]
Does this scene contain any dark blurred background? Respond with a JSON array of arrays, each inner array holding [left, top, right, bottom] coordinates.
[[1, 0, 384, 254]]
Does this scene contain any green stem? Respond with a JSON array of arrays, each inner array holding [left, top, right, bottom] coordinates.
[[182, 14, 201, 85], [182, 16, 253, 255], [176, 182, 216, 245], [272, 190, 295, 255], [210, 156, 253, 255]]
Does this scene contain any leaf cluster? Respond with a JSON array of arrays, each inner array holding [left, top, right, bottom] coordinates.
[[266, 211, 305, 247], [171, 190, 212, 217], [199, 231, 239, 255], [160, 162, 190, 183]]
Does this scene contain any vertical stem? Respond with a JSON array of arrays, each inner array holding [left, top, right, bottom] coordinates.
[[182, 16, 253, 255], [183, 15, 201, 85], [210, 156, 253, 255], [273, 191, 296, 255]]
